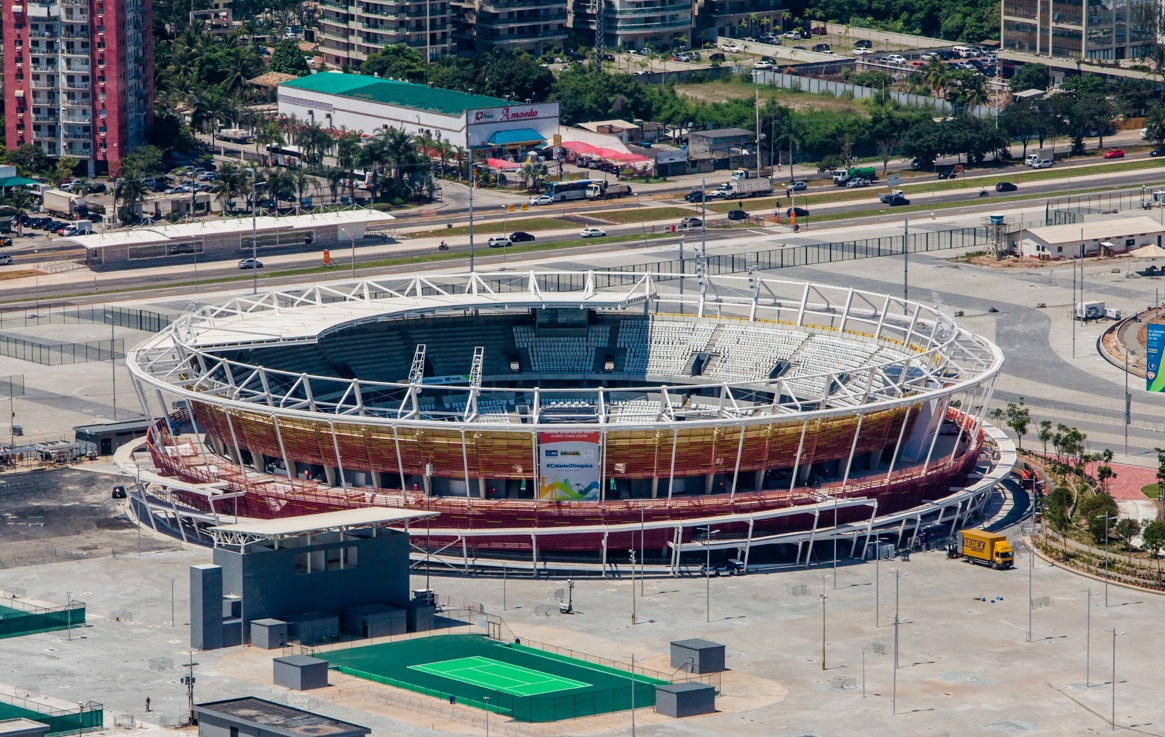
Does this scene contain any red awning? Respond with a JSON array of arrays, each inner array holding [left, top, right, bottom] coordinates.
[[486, 158, 521, 171]]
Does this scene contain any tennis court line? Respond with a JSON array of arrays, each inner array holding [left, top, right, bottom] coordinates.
[[503, 644, 669, 685], [409, 656, 591, 696]]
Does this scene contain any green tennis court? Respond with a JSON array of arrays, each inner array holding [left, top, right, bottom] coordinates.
[[411, 656, 590, 695], [322, 633, 669, 722]]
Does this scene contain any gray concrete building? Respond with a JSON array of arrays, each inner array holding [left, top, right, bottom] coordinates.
[[194, 698, 368, 737], [1001, 0, 1156, 61], [316, 0, 454, 68]]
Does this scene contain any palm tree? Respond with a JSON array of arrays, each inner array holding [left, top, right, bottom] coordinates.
[[3, 188, 34, 236], [519, 160, 548, 191], [190, 88, 233, 150], [214, 163, 247, 213], [323, 166, 346, 204], [922, 59, 950, 98], [291, 169, 319, 211], [116, 178, 149, 223], [335, 132, 362, 202], [293, 122, 333, 171], [255, 121, 285, 166]]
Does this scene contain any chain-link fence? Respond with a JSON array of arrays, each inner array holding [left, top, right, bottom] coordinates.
[[0, 305, 173, 332], [0, 336, 123, 366]]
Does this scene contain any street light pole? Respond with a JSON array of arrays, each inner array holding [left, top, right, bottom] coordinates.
[[109, 316, 117, 420], [246, 167, 258, 294], [1027, 537, 1033, 643], [630, 549, 637, 625], [820, 581, 828, 671], [1096, 513, 1115, 606]]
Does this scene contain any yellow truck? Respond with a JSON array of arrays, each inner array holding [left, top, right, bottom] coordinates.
[[949, 529, 1014, 570]]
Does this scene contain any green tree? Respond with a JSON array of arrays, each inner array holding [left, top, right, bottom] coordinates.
[[479, 50, 556, 103], [921, 58, 950, 97], [268, 39, 311, 77], [869, 106, 909, 174], [1037, 420, 1053, 455], [1114, 517, 1142, 547], [213, 162, 248, 213], [1141, 520, 1165, 576], [52, 157, 79, 187], [7, 144, 49, 177], [1144, 106, 1165, 146], [361, 46, 428, 82], [1000, 100, 1040, 161], [1044, 485, 1073, 531], [898, 116, 944, 169], [518, 159, 548, 191], [1008, 63, 1051, 92], [1080, 491, 1119, 545]]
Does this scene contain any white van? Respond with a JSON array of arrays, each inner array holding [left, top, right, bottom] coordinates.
[[952, 45, 976, 57]]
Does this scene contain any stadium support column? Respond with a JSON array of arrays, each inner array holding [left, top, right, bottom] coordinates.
[[666, 428, 679, 503], [789, 421, 809, 494]]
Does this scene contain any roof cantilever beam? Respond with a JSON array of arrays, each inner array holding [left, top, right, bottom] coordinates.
[[465, 346, 484, 421]]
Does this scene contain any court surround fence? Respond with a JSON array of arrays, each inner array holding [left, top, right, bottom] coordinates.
[[0, 595, 86, 640], [311, 611, 722, 723], [0, 691, 103, 735]]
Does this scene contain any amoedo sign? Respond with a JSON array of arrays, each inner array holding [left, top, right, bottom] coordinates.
[[472, 106, 541, 123]]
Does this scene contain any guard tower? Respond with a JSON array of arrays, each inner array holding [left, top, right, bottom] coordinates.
[[981, 214, 1016, 259], [190, 508, 437, 650]]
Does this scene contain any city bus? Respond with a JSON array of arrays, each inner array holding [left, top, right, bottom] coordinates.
[[266, 144, 302, 168], [545, 179, 605, 202]]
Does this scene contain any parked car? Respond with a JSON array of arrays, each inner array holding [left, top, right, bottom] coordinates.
[[684, 190, 707, 203], [782, 30, 800, 39], [787, 207, 810, 218], [853, 47, 874, 55], [887, 195, 911, 206], [487, 236, 512, 248], [727, 209, 748, 221], [0, 254, 12, 266], [237, 258, 264, 269], [509, 231, 536, 242], [786, 180, 807, 192], [88, 182, 107, 193], [1103, 149, 1125, 159], [580, 227, 607, 238], [885, 54, 907, 64], [721, 43, 742, 52], [753, 61, 774, 70], [679, 217, 702, 228], [198, 172, 217, 181], [810, 25, 827, 34], [854, 39, 872, 48], [812, 44, 832, 53], [995, 181, 1018, 192], [530, 195, 553, 205], [708, 52, 726, 62]]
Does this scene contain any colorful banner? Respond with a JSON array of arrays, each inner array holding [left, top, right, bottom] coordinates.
[[538, 431, 601, 501], [1147, 323, 1165, 392]]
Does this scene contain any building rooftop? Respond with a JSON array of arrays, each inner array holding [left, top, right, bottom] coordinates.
[[68, 210, 394, 250], [1024, 216, 1165, 245], [194, 698, 369, 737], [281, 73, 510, 116], [209, 508, 438, 542], [689, 127, 753, 140]]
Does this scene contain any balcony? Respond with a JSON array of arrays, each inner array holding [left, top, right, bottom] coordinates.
[[62, 112, 90, 123]]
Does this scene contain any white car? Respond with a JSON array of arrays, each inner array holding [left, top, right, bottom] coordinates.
[[885, 54, 907, 64], [580, 227, 607, 238], [753, 61, 774, 70], [721, 43, 742, 52], [853, 47, 874, 55], [782, 30, 800, 38], [487, 236, 512, 248], [529, 195, 553, 205], [237, 258, 263, 269]]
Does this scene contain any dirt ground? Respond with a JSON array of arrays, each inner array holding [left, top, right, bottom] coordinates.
[[0, 468, 174, 570]]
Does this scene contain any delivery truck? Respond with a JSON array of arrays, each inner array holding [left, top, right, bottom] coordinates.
[[833, 166, 877, 185], [585, 181, 633, 200], [42, 189, 89, 220], [949, 529, 1014, 569], [720, 178, 774, 198]]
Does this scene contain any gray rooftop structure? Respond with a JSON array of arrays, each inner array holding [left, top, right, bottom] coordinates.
[[194, 698, 369, 737]]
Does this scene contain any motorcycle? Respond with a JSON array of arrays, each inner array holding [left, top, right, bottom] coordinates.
[[979, 188, 988, 198], [438, 240, 449, 251]]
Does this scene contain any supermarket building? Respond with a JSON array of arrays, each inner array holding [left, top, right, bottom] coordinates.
[[277, 73, 560, 155]]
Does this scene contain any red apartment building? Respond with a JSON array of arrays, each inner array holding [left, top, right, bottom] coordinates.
[[4, 0, 154, 176]]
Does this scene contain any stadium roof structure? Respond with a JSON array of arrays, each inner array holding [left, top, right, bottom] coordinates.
[[128, 270, 1004, 425], [65, 210, 395, 250], [208, 508, 437, 545], [281, 73, 510, 116]]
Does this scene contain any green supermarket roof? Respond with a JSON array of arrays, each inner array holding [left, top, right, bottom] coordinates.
[[280, 73, 511, 116]]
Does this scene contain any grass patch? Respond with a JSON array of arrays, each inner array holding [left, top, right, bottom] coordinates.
[[675, 79, 870, 114], [0, 270, 40, 281], [596, 206, 697, 224], [408, 217, 576, 238], [1143, 483, 1161, 499]]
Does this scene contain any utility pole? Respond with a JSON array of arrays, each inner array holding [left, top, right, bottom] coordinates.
[[903, 216, 909, 302], [629, 549, 637, 625], [109, 317, 117, 420], [468, 166, 476, 273], [820, 577, 828, 671], [182, 653, 199, 727], [700, 178, 707, 258]]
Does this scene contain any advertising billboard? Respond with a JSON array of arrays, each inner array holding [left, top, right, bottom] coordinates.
[[538, 431, 601, 501], [1147, 323, 1165, 392]]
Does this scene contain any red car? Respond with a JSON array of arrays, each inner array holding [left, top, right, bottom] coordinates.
[[1103, 149, 1125, 159]]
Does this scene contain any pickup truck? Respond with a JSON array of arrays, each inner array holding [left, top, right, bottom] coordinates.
[[879, 190, 905, 203]]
